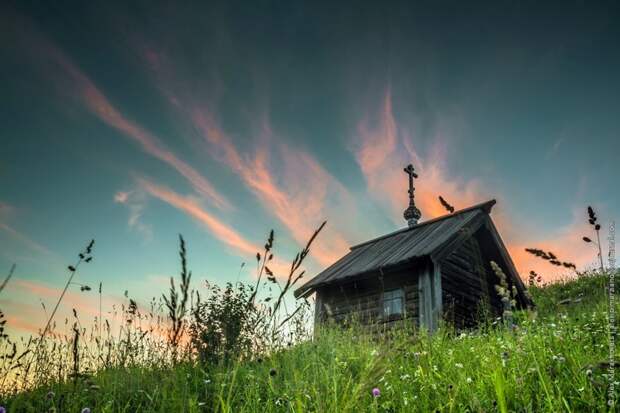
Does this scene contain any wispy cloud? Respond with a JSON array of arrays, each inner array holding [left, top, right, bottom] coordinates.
[[545, 137, 565, 160], [353, 89, 488, 225], [351, 89, 597, 282], [61, 64, 230, 209], [0, 200, 56, 261], [192, 112, 352, 266], [128, 42, 355, 267], [114, 191, 130, 204], [6, 13, 230, 211], [0, 223, 54, 257], [3, 276, 167, 338], [11, 279, 102, 318], [4, 278, 125, 335], [139, 177, 258, 255], [5, 313, 44, 336], [138, 177, 293, 276], [114, 190, 152, 240]]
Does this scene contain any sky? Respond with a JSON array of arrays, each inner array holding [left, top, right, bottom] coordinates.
[[1, 1, 619, 336]]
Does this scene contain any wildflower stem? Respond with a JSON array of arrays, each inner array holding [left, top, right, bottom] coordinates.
[[0, 264, 16, 295], [40, 259, 83, 341], [596, 228, 605, 272]]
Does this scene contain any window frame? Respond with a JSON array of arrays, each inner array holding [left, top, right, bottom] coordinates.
[[382, 288, 405, 320]]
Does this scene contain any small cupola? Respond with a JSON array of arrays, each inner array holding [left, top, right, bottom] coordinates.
[[403, 164, 421, 227]]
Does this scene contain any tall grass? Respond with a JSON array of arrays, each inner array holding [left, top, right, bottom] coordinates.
[[583, 206, 605, 272], [0, 225, 323, 402], [0, 237, 617, 411]]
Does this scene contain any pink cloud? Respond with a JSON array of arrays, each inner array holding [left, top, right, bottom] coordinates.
[[130, 43, 355, 268], [138, 178, 289, 276], [63, 68, 230, 210], [114, 191, 130, 204], [3, 278, 173, 344], [352, 89, 605, 283], [0, 223, 53, 257], [192, 112, 352, 267], [354, 89, 488, 226], [7, 14, 230, 211], [12, 279, 103, 317], [5, 314, 44, 336], [137, 177, 293, 277], [507, 209, 603, 281], [0, 200, 57, 260], [139, 177, 260, 256], [132, 38, 598, 284], [3, 278, 127, 336]]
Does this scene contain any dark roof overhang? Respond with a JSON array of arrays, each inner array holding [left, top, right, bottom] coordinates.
[[294, 200, 497, 298]]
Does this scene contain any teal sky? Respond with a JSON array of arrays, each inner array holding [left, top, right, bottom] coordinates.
[[1, 1, 618, 334]]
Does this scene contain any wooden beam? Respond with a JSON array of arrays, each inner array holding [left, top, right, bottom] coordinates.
[[431, 260, 442, 331], [418, 261, 436, 332], [313, 291, 323, 330]]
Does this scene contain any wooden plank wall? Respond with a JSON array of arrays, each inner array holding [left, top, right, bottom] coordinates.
[[316, 270, 420, 327], [440, 237, 493, 328]]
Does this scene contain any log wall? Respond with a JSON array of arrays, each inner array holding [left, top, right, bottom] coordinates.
[[315, 269, 421, 327], [440, 237, 493, 328]]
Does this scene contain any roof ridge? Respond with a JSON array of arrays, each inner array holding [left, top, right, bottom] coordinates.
[[350, 199, 496, 251]]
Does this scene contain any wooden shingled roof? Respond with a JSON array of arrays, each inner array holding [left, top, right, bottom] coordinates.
[[294, 200, 500, 298]]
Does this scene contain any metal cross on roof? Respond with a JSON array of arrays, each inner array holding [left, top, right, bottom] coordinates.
[[403, 164, 422, 227], [404, 164, 418, 199]]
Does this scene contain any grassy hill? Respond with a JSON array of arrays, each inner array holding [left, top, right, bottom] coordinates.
[[2, 271, 617, 412]]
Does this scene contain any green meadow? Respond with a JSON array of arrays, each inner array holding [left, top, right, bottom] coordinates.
[[0, 236, 617, 412]]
